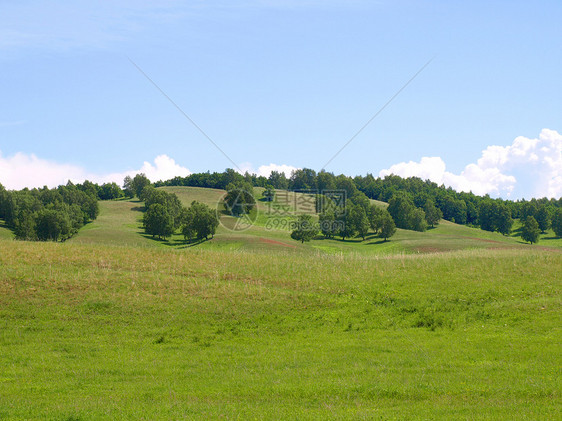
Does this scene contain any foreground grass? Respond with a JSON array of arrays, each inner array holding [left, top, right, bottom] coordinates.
[[0, 240, 560, 419]]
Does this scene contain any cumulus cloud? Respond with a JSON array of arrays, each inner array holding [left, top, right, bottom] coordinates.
[[380, 129, 562, 198], [0, 153, 191, 190], [97, 155, 191, 185], [0, 151, 87, 190], [237, 163, 299, 177], [255, 163, 299, 177]]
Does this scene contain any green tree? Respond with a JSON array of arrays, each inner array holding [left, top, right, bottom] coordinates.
[[77, 191, 99, 222], [350, 191, 370, 212], [441, 196, 467, 224], [290, 214, 318, 243], [268, 171, 289, 190], [336, 210, 356, 241], [367, 204, 385, 234], [223, 182, 256, 216], [0, 190, 16, 225], [521, 201, 538, 220], [78, 180, 99, 199], [521, 216, 540, 244], [123, 175, 134, 198], [424, 199, 442, 227], [387, 192, 415, 229], [14, 210, 37, 241], [99, 182, 123, 200], [142, 187, 184, 229], [535, 205, 551, 233], [140, 185, 156, 203], [35, 207, 71, 241], [335, 175, 358, 199], [65, 203, 86, 235], [132, 173, 151, 199], [183, 201, 219, 241], [479, 200, 497, 232], [408, 208, 427, 232], [1, 183, 98, 242], [289, 168, 317, 191], [316, 171, 336, 193], [379, 212, 396, 241], [495, 204, 513, 235], [143, 203, 174, 240], [466, 200, 479, 225], [551, 208, 562, 237], [180, 207, 196, 241], [350, 205, 370, 240]]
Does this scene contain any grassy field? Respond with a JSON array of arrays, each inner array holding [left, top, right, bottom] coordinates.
[[69, 199, 154, 248], [0, 240, 560, 419], [1, 187, 560, 419]]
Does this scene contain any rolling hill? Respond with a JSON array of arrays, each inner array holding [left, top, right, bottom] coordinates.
[[68, 186, 562, 255]]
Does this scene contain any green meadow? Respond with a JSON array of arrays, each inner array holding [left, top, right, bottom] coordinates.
[[1, 186, 561, 419], [71, 186, 562, 255]]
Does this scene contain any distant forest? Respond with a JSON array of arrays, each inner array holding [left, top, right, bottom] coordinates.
[[1, 167, 562, 242]]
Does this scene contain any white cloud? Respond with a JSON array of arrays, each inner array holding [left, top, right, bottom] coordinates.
[[118, 154, 191, 183], [380, 128, 562, 198], [0, 151, 87, 190], [256, 163, 299, 177], [0, 153, 191, 190], [3, 129, 561, 199], [236, 162, 299, 178]]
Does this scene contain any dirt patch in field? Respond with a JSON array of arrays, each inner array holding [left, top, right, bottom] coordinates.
[[259, 237, 297, 248]]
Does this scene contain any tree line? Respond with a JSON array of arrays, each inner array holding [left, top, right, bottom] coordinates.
[[2, 168, 562, 244], [291, 202, 397, 243], [0, 181, 99, 241]]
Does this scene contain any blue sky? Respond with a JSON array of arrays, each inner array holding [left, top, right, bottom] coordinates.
[[1, 0, 561, 199]]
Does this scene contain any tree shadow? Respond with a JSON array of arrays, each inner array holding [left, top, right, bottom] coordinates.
[[338, 237, 363, 243], [313, 232, 384, 243], [176, 238, 209, 249], [140, 233, 168, 242], [131, 206, 144, 212], [139, 231, 212, 248], [366, 239, 388, 245], [363, 233, 380, 241]]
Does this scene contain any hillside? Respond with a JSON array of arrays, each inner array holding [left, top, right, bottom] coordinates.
[[69, 200, 153, 247], [69, 186, 561, 255], [1, 186, 561, 419]]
